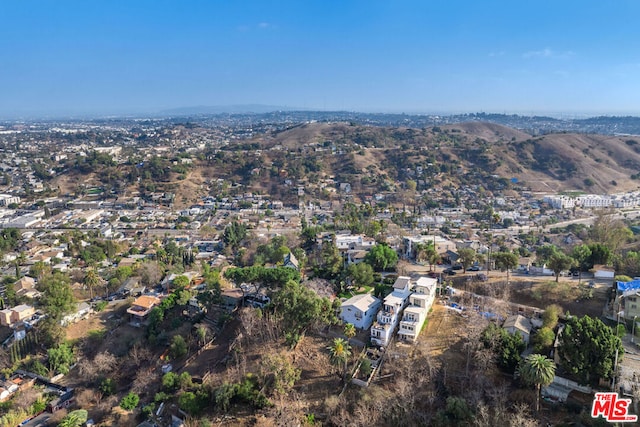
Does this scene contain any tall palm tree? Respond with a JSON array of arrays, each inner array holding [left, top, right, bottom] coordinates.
[[327, 338, 352, 379], [344, 323, 356, 340], [518, 354, 556, 412], [84, 269, 101, 300]]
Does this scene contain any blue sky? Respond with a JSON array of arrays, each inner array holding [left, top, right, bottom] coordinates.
[[1, 0, 639, 117]]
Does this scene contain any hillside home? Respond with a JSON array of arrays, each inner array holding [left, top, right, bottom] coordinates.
[[346, 250, 367, 265], [611, 280, 640, 320], [503, 314, 533, 344], [127, 295, 161, 325], [0, 304, 35, 327], [624, 291, 640, 320], [283, 252, 299, 270], [14, 276, 39, 298], [371, 276, 411, 347], [402, 235, 456, 260], [397, 277, 437, 342], [61, 302, 92, 326], [335, 233, 376, 251], [340, 293, 382, 330]]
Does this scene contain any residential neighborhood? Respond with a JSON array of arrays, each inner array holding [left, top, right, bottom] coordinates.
[[0, 114, 640, 426]]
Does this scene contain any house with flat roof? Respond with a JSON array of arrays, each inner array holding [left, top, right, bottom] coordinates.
[[397, 277, 437, 342], [371, 276, 411, 347], [0, 304, 35, 327]]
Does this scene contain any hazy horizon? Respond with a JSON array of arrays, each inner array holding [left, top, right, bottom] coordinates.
[[2, 1, 640, 118]]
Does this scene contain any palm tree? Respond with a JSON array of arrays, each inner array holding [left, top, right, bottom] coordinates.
[[84, 269, 101, 300], [425, 246, 439, 271], [518, 354, 556, 412], [344, 323, 356, 340], [327, 338, 352, 379]]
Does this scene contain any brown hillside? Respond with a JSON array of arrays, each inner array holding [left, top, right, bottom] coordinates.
[[259, 122, 640, 194], [48, 122, 640, 206], [443, 122, 531, 143]]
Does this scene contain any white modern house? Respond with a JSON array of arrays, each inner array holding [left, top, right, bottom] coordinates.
[[397, 277, 437, 342], [340, 293, 382, 330], [370, 276, 411, 347]]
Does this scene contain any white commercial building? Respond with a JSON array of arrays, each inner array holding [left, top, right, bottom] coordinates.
[[0, 194, 20, 207]]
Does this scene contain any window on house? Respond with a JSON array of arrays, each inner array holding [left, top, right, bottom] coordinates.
[[355, 311, 362, 319], [632, 304, 637, 309]]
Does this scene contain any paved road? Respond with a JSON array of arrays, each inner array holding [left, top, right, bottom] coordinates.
[[542, 208, 640, 232]]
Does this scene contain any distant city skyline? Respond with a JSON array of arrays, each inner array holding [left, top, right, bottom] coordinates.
[[1, 1, 640, 118]]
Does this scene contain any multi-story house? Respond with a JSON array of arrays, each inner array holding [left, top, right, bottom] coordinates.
[[370, 276, 411, 347], [340, 293, 382, 330], [398, 277, 437, 342]]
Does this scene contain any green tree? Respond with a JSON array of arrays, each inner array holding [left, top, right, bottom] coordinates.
[[260, 353, 301, 396], [589, 211, 633, 254], [318, 237, 343, 279], [548, 253, 575, 282], [327, 337, 352, 379], [457, 247, 477, 273], [58, 409, 88, 427], [270, 280, 337, 346], [48, 343, 75, 375], [347, 262, 374, 289], [172, 275, 190, 290], [223, 221, 247, 250], [196, 326, 208, 346], [588, 243, 613, 267], [29, 261, 51, 281], [162, 372, 179, 391], [559, 315, 623, 384], [542, 304, 562, 329], [169, 335, 188, 359], [493, 252, 519, 285], [119, 392, 140, 411], [536, 245, 559, 266], [39, 272, 76, 320], [481, 323, 525, 373], [532, 327, 555, 353], [364, 244, 398, 271], [518, 354, 556, 412], [571, 244, 592, 284]]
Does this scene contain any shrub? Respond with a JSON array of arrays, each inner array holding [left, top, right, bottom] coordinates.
[[99, 378, 116, 396], [169, 335, 187, 360], [359, 359, 372, 377], [162, 372, 179, 391], [119, 392, 140, 411], [154, 392, 170, 403]]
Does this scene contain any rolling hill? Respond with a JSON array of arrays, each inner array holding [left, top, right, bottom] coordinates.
[[252, 121, 640, 194]]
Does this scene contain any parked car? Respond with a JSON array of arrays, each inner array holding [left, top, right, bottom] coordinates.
[[468, 265, 481, 271], [443, 269, 456, 276], [452, 265, 463, 270]]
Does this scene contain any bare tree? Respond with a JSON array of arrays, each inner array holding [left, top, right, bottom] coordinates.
[[128, 343, 153, 367], [131, 367, 159, 394], [94, 351, 118, 374], [137, 261, 163, 287]]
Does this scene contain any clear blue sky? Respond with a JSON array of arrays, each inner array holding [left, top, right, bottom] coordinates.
[[1, 0, 639, 117]]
